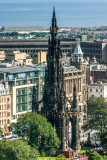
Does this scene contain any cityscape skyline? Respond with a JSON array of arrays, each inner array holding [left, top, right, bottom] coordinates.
[[0, 5, 106, 159]]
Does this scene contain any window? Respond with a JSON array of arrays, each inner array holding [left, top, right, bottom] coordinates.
[[4, 98, 6, 102], [17, 73, 26, 79], [22, 104, 27, 111], [7, 112, 10, 117], [8, 74, 14, 80], [96, 89, 98, 92], [30, 72, 35, 77], [79, 106, 81, 112], [100, 89, 102, 92], [100, 95, 102, 98], [4, 119, 6, 125], [7, 119, 10, 124], [90, 89, 92, 92], [7, 98, 9, 102]]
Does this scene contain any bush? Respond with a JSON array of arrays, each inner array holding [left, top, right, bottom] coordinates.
[[88, 151, 103, 160], [56, 154, 67, 160]]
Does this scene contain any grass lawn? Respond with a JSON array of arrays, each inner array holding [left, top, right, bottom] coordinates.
[[81, 147, 95, 153], [39, 157, 56, 160]]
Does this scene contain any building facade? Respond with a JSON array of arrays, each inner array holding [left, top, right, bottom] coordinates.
[[70, 42, 87, 126], [0, 65, 45, 123], [81, 41, 107, 63], [5, 50, 33, 66], [88, 81, 107, 99], [30, 51, 47, 64], [0, 82, 11, 135], [0, 39, 106, 63]]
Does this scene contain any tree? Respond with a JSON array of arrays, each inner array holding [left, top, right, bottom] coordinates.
[[88, 151, 103, 160], [12, 112, 60, 156], [88, 151, 107, 160], [100, 131, 107, 148], [0, 139, 39, 160], [10, 32, 18, 36], [83, 96, 107, 132], [57, 154, 67, 160], [0, 127, 2, 135]]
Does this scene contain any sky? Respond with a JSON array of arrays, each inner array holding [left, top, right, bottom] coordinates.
[[0, 0, 107, 3], [0, 0, 107, 27]]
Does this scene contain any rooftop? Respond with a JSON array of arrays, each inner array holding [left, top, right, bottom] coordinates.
[[0, 66, 38, 74], [63, 65, 81, 73], [89, 81, 107, 87], [62, 57, 71, 64], [73, 41, 83, 55]]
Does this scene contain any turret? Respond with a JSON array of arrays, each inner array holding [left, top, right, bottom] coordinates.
[[73, 40, 84, 63]]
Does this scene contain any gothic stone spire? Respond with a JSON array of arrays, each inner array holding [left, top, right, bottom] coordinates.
[[43, 8, 68, 150], [50, 7, 58, 40]]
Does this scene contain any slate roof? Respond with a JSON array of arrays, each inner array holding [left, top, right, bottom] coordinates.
[[0, 66, 38, 74], [63, 65, 82, 73], [62, 57, 71, 64]]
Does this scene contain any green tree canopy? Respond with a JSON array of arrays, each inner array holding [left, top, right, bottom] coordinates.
[[88, 151, 103, 160], [83, 96, 107, 132], [12, 112, 60, 156], [0, 127, 2, 135], [100, 131, 107, 148], [57, 154, 67, 160], [0, 139, 39, 160]]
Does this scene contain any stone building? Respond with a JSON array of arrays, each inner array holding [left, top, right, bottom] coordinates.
[[5, 50, 33, 66], [30, 51, 47, 64], [0, 37, 107, 63], [86, 64, 107, 84], [88, 81, 107, 99], [71, 41, 87, 121], [0, 82, 11, 135], [91, 68, 107, 83], [64, 41, 87, 127], [0, 64, 45, 123], [81, 41, 107, 63]]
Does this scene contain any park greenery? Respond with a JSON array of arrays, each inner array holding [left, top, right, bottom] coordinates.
[[0, 127, 2, 135], [83, 95, 107, 158], [83, 96, 107, 133], [88, 151, 107, 160], [12, 112, 60, 156], [0, 139, 39, 160], [56, 154, 67, 160], [100, 131, 107, 148]]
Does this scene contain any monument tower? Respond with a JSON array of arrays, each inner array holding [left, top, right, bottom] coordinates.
[[32, 8, 81, 153], [43, 7, 68, 150]]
